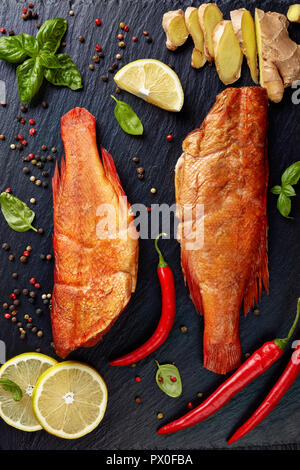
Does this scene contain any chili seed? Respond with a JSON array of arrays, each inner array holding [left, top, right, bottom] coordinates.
[[188, 402, 193, 409], [95, 44, 101, 52]]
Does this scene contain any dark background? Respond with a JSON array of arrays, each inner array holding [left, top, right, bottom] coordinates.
[[0, 0, 299, 451]]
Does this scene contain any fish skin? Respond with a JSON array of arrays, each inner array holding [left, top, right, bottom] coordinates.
[[52, 107, 138, 359], [175, 87, 269, 375]]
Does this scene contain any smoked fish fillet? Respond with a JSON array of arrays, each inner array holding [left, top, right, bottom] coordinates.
[[175, 87, 269, 375], [52, 108, 138, 359]]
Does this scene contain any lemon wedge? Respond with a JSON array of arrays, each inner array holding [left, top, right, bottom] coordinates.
[[32, 361, 108, 439], [114, 59, 184, 112], [0, 353, 57, 432]]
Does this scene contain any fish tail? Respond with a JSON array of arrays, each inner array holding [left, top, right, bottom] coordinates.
[[203, 339, 241, 375]]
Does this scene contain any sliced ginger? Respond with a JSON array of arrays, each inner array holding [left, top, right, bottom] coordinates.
[[231, 9, 258, 83], [213, 20, 243, 85], [198, 3, 223, 62], [162, 10, 189, 51], [255, 8, 300, 103], [287, 4, 300, 23], [185, 7, 206, 69]]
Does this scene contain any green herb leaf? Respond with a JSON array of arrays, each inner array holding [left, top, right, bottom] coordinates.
[[16, 57, 44, 103], [277, 193, 292, 218], [282, 184, 296, 197], [155, 361, 182, 398], [44, 53, 83, 90], [0, 379, 23, 402], [39, 51, 62, 69], [270, 185, 282, 195], [111, 95, 143, 135], [0, 192, 38, 232], [36, 18, 67, 53], [281, 162, 300, 186], [0, 34, 36, 63]]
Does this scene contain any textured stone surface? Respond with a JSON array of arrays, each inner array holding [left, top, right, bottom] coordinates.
[[0, 0, 299, 450]]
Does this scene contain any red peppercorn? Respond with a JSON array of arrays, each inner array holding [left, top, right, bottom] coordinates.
[[29, 277, 36, 284], [117, 34, 124, 40], [166, 134, 173, 142], [22, 8, 28, 13], [29, 118, 35, 125], [5, 187, 11, 193], [10, 293, 16, 300], [188, 402, 193, 409], [124, 25, 129, 32], [18, 134, 23, 140], [0, 28, 6, 34], [95, 44, 101, 52], [28, 153, 34, 159], [170, 376, 177, 382], [4, 313, 11, 319], [95, 18, 101, 25], [23, 251, 30, 257], [132, 36, 138, 42], [27, 317, 33, 323], [22, 140, 28, 146], [135, 376, 141, 382], [29, 128, 36, 136], [34, 283, 40, 289]]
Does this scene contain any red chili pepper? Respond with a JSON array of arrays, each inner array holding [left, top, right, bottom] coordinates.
[[110, 233, 176, 366], [158, 303, 300, 435]]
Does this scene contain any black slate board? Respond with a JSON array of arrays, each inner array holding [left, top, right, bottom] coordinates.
[[0, 0, 299, 451]]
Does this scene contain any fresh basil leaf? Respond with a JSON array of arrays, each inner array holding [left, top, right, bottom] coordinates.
[[37, 18, 67, 53], [0, 35, 28, 63], [16, 57, 44, 103], [270, 185, 282, 195], [277, 193, 292, 218], [0, 379, 23, 402], [281, 161, 300, 186], [155, 361, 182, 398], [44, 53, 82, 90], [0, 192, 37, 232], [282, 184, 296, 197], [19, 32, 39, 57], [39, 51, 62, 69], [111, 95, 143, 136]]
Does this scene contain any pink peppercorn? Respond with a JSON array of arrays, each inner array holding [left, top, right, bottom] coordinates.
[[95, 18, 101, 26], [166, 134, 173, 142], [17, 134, 23, 140], [29, 128, 36, 136], [30, 277, 36, 284], [10, 293, 16, 300], [132, 36, 138, 42], [135, 376, 141, 383], [188, 402, 193, 409], [0, 28, 6, 34], [170, 376, 177, 382], [117, 34, 123, 40], [22, 140, 27, 146], [124, 25, 129, 32], [4, 313, 11, 319], [34, 283, 40, 289], [5, 188, 11, 193], [29, 119, 35, 125], [23, 251, 30, 257], [95, 44, 101, 52], [27, 317, 33, 323], [28, 153, 34, 160], [22, 8, 27, 13]]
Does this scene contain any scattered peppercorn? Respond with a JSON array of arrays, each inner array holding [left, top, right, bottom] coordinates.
[[41, 144, 47, 151], [20, 105, 27, 113], [40, 254, 45, 260], [135, 376, 141, 383], [46, 254, 52, 261], [118, 41, 125, 48], [8, 254, 15, 261], [124, 25, 129, 32], [41, 101, 48, 109], [254, 308, 260, 316], [95, 44, 101, 52], [188, 402, 193, 409], [95, 18, 101, 26], [117, 34, 124, 40], [157, 412, 164, 419], [137, 167, 144, 174], [10, 144, 16, 150], [132, 157, 140, 163], [29, 291, 36, 298], [37, 330, 43, 338], [0, 28, 5, 34], [42, 182, 48, 188], [116, 54, 122, 60], [8, 29, 14, 36], [69, 10, 74, 16], [47, 155, 53, 161], [143, 30, 149, 36], [146, 37, 153, 44], [89, 64, 95, 71], [78, 35, 84, 42], [38, 228, 44, 234], [137, 174, 144, 181], [0, 134, 5, 140], [92, 55, 100, 63], [35, 179, 42, 186], [150, 188, 157, 194], [120, 22, 125, 29], [2, 243, 10, 251], [135, 396, 142, 404], [29, 128, 36, 136], [132, 36, 138, 42], [36, 308, 43, 316], [12, 272, 18, 279], [22, 289, 29, 295], [20, 255, 28, 263], [101, 75, 108, 82], [181, 325, 188, 334]]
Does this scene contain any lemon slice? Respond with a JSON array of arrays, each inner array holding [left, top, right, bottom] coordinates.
[[32, 361, 108, 439], [0, 353, 57, 432], [114, 59, 184, 112]]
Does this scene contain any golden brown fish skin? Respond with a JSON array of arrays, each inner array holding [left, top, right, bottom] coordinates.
[[175, 87, 269, 375], [52, 108, 138, 359]]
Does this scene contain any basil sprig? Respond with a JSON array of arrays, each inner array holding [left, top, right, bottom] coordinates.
[[111, 95, 143, 135], [0, 192, 37, 232], [271, 161, 300, 218], [0, 18, 82, 103], [0, 379, 23, 402], [155, 361, 182, 398]]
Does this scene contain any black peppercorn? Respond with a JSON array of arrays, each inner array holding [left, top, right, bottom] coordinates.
[[36, 308, 43, 316], [22, 288, 29, 296], [42, 101, 48, 109], [20, 105, 27, 113], [2, 242, 10, 251]]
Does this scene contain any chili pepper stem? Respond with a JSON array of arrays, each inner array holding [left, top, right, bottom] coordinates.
[[274, 298, 300, 350], [155, 233, 168, 268]]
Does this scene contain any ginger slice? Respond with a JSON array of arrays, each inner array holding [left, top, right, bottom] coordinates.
[[213, 20, 243, 85], [198, 3, 223, 62], [255, 8, 300, 103], [231, 9, 258, 83], [185, 7, 206, 69], [287, 4, 300, 23], [162, 9, 189, 51]]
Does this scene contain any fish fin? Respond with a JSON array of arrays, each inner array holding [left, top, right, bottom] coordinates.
[[52, 161, 60, 206], [243, 216, 269, 315], [203, 342, 241, 375], [101, 146, 127, 199], [181, 250, 204, 314]]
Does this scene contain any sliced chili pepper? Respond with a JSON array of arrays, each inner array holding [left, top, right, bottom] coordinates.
[[157, 301, 300, 435], [228, 340, 300, 445], [110, 233, 176, 366]]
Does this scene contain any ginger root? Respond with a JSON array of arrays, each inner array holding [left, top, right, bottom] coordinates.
[[162, 9, 189, 51], [231, 8, 258, 83], [287, 4, 300, 23], [198, 3, 223, 62], [213, 20, 243, 85], [185, 7, 206, 69], [255, 8, 300, 103]]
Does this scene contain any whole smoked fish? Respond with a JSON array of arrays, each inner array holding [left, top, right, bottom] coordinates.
[[175, 87, 269, 375], [52, 108, 138, 358]]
